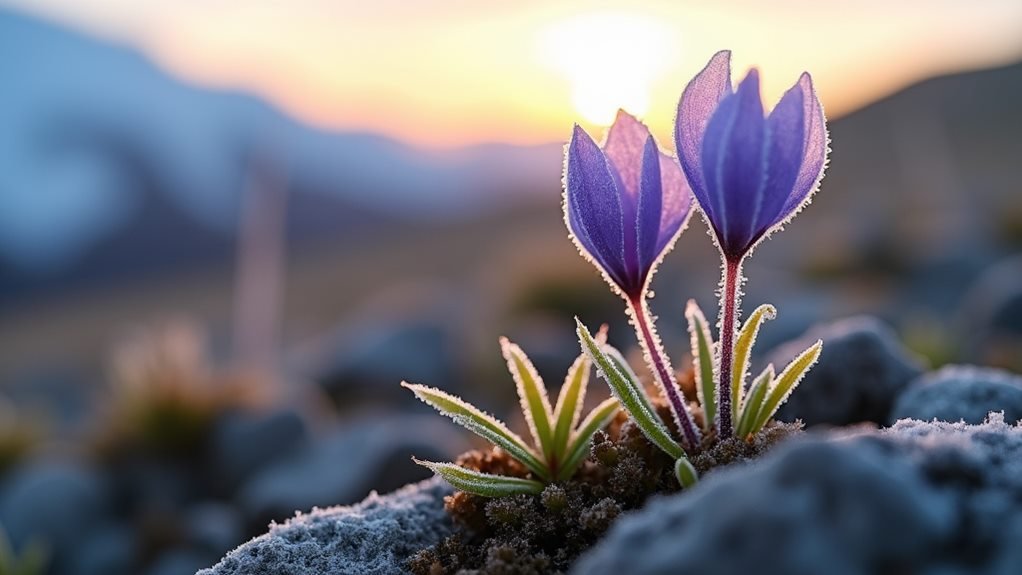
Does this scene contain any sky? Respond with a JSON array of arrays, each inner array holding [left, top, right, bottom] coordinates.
[[5, 0, 1022, 148]]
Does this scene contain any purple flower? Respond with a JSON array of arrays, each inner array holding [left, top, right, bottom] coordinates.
[[675, 51, 828, 262], [564, 111, 693, 301]]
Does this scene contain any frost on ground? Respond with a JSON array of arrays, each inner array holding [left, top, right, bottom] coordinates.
[[198, 477, 453, 575], [573, 415, 1022, 575], [891, 365, 1022, 424]]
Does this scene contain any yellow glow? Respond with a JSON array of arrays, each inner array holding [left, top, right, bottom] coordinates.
[[538, 12, 676, 126], [11, 1, 1022, 148]]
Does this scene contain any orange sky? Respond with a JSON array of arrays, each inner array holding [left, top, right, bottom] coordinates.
[[7, 0, 1022, 148]]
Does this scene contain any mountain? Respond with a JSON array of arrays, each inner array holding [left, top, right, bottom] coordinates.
[[0, 7, 562, 302], [1, 4, 1021, 316]]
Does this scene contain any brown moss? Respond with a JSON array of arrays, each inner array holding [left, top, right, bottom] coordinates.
[[408, 393, 803, 575], [406, 369, 805, 575]]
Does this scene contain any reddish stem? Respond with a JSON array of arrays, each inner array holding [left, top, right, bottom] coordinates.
[[628, 296, 701, 450], [717, 259, 741, 439]]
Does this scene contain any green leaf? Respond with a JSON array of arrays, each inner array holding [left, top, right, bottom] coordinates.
[[500, 337, 555, 460], [685, 300, 716, 432], [402, 382, 550, 480], [557, 396, 620, 480], [552, 354, 589, 459], [674, 457, 699, 488], [753, 340, 823, 432], [552, 325, 605, 460], [731, 304, 776, 430], [575, 318, 685, 460], [602, 345, 658, 417], [736, 364, 774, 437], [413, 459, 545, 497]]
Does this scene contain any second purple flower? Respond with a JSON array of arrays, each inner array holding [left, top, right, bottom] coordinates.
[[564, 110, 693, 301]]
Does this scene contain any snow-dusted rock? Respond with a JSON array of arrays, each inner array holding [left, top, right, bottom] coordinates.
[[574, 416, 1022, 575], [200, 477, 453, 575], [891, 365, 1022, 424]]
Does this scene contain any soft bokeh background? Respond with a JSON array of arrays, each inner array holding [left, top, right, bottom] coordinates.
[[1, 1, 1021, 574]]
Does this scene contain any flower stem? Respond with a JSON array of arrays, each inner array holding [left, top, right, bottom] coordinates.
[[717, 258, 742, 439], [628, 296, 702, 450]]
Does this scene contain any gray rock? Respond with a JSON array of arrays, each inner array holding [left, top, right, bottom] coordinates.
[[769, 316, 925, 426], [236, 414, 467, 525], [313, 318, 461, 407], [574, 415, 1022, 575], [70, 522, 136, 575], [199, 477, 453, 575], [208, 408, 309, 491], [957, 255, 1022, 371], [891, 365, 1022, 424], [147, 549, 213, 575], [184, 502, 245, 558], [0, 460, 109, 569]]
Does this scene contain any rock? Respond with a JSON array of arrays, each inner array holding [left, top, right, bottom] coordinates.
[[199, 413, 1022, 575], [146, 549, 213, 575], [109, 458, 195, 515], [891, 365, 1022, 424], [0, 460, 109, 571], [183, 502, 245, 558], [236, 414, 467, 525], [313, 319, 461, 408], [957, 256, 1022, 372], [70, 522, 137, 575], [574, 415, 1022, 575], [199, 477, 453, 575], [208, 407, 309, 492], [768, 316, 925, 426]]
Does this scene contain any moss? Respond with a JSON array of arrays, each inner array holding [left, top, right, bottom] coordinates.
[[408, 395, 803, 575]]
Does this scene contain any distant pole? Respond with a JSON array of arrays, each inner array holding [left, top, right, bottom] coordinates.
[[232, 149, 288, 386]]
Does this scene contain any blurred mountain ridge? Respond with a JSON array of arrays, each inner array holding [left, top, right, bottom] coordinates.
[[1, 5, 1021, 308], [0, 6, 562, 300]]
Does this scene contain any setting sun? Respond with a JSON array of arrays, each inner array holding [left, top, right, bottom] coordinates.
[[538, 11, 676, 126]]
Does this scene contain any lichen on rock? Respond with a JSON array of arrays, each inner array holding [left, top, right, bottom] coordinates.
[[198, 477, 453, 575]]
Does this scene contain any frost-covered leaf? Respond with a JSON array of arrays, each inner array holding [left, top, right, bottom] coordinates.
[[401, 382, 549, 480], [552, 326, 605, 459], [553, 354, 589, 459], [674, 457, 699, 488], [731, 303, 776, 427], [557, 396, 620, 481], [685, 300, 717, 432], [413, 459, 545, 497], [736, 364, 774, 437], [576, 318, 685, 460], [753, 340, 823, 431], [500, 337, 555, 459]]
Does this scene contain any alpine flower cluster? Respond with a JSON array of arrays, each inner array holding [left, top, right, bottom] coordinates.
[[408, 49, 830, 497], [566, 49, 828, 481]]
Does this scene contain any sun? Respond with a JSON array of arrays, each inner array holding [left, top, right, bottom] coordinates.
[[539, 11, 677, 126]]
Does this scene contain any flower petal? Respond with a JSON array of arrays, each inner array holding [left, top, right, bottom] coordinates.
[[754, 78, 806, 238], [779, 72, 828, 221], [700, 70, 768, 258], [604, 110, 650, 200], [604, 111, 649, 286], [636, 135, 662, 275], [566, 125, 626, 286], [655, 151, 692, 255], [675, 50, 732, 222]]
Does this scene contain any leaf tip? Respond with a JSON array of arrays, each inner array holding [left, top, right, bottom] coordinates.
[[674, 457, 699, 488]]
